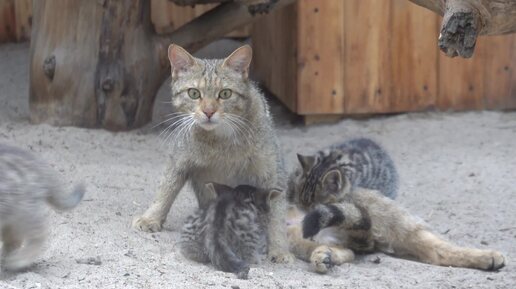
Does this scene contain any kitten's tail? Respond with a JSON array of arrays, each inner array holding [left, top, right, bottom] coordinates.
[[47, 183, 86, 211], [208, 237, 250, 279]]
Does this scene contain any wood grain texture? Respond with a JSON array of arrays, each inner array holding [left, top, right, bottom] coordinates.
[[251, 1, 298, 112], [151, 0, 250, 37], [438, 34, 516, 110], [0, 0, 15, 42], [14, 0, 31, 41], [252, 0, 516, 116], [296, 0, 345, 114]]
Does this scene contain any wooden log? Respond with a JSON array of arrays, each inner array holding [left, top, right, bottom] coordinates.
[[409, 0, 516, 58], [169, 0, 279, 15], [30, 0, 294, 130]]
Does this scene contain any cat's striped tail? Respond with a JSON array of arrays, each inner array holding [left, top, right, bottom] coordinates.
[[47, 183, 86, 211], [302, 204, 345, 238], [302, 203, 371, 238]]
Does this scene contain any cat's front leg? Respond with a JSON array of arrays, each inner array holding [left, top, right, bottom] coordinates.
[[267, 193, 295, 264], [132, 158, 189, 232]]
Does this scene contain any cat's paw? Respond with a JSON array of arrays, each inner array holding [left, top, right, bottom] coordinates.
[[268, 250, 295, 264], [302, 210, 323, 238], [132, 216, 162, 232], [484, 250, 505, 271], [310, 246, 334, 274], [310, 245, 354, 274]]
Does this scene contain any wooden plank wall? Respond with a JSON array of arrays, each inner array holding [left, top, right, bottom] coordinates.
[[252, 0, 516, 115], [0, 0, 249, 42]]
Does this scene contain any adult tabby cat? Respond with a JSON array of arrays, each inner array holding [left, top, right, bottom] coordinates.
[[0, 144, 85, 271], [180, 183, 280, 279], [132, 44, 293, 263], [287, 138, 505, 273]]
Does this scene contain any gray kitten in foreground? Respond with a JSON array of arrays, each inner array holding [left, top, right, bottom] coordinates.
[[180, 183, 280, 279], [287, 138, 505, 273], [0, 144, 84, 271], [133, 44, 293, 263]]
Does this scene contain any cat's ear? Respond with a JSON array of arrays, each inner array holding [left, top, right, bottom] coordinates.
[[267, 188, 282, 202], [205, 182, 233, 196], [168, 44, 196, 79], [322, 170, 342, 194], [222, 45, 252, 78], [297, 154, 316, 171]]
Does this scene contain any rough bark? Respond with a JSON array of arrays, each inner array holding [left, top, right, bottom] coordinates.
[[30, 0, 295, 130], [409, 0, 516, 58]]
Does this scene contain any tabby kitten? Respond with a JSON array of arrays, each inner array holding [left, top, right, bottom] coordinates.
[[133, 44, 293, 263], [0, 144, 85, 271], [288, 137, 398, 210], [180, 183, 280, 279], [287, 138, 505, 273]]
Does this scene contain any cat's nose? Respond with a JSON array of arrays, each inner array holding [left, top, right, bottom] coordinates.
[[203, 109, 216, 119]]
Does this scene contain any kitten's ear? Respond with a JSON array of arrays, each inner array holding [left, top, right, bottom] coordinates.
[[205, 182, 233, 196], [168, 44, 196, 79], [322, 170, 342, 193], [267, 189, 282, 202], [222, 45, 252, 78], [297, 154, 316, 171]]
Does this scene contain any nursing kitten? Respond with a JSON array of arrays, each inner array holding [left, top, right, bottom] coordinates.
[[289, 137, 398, 209], [0, 144, 85, 271], [180, 183, 280, 279], [133, 44, 293, 263], [287, 138, 505, 273]]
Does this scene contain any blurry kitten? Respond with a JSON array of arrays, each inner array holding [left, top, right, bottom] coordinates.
[[287, 138, 505, 273], [0, 144, 85, 271], [133, 44, 292, 263], [180, 183, 280, 279]]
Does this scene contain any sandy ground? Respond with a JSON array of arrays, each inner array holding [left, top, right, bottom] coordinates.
[[0, 42, 515, 289]]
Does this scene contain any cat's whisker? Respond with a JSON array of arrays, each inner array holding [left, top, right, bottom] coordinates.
[[224, 117, 247, 145], [226, 115, 254, 141], [223, 120, 242, 146], [170, 116, 195, 145], [152, 113, 190, 129], [158, 115, 188, 139], [228, 113, 255, 128], [159, 116, 191, 148]]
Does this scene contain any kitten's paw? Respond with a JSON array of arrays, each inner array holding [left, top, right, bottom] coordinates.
[[236, 266, 250, 280], [132, 216, 162, 232], [268, 250, 295, 264]]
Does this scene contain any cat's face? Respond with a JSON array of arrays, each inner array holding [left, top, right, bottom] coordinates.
[[167, 44, 253, 134], [288, 153, 351, 211]]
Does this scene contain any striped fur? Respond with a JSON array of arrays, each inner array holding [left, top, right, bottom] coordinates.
[[133, 44, 294, 264], [288, 138, 398, 209], [180, 183, 280, 279], [287, 139, 506, 272]]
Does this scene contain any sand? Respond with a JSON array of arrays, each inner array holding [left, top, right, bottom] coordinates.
[[0, 42, 515, 289]]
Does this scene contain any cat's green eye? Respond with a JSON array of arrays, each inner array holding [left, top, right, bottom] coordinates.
[[188, 88, 201, 100], [218, 89, 232, 100]]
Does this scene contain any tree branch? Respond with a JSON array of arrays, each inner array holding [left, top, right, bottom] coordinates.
[[154, 0, 296, 77], [409, 0, 516, 58]]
